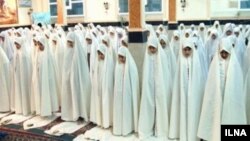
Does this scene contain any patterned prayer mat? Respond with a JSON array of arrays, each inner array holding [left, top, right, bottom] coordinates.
[[0, 117, 96, 141]]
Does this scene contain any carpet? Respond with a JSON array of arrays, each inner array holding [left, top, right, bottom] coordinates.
[[0, 117, 96, 141]]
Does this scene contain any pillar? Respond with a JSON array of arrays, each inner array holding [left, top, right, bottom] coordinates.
[[57, 0, 67, 25], [128, 0, 147, 85], [168, 0, 178, 30]]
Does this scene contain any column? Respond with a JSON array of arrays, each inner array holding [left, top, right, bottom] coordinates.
[[168, 0, 178, 29], [57, 0, 67, 25], [128, 0, 147, 84]]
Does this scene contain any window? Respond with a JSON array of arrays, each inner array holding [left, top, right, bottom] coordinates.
[[119, 0, 162, 13], [119, 0, 128, 13], [145, 0, 162, 12], [49, 0, 84, 17], [49, 0, 57, 16], [239, 0, 250, 9]]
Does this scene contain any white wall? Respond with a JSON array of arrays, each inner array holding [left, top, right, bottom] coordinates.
[[0, 6, 31, 28], [210, 0, 250, 19], [176, 0, 209, 20], [1, 0, 250, 28], [84, 0, 119, 22]]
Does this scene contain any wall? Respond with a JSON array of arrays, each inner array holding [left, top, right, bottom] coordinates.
[[1, 0, 250, 28], [0, 6, 31, 28], [177, 0, 209, 21], [0, 0, 49, 28], [210, 0, 250, 19]]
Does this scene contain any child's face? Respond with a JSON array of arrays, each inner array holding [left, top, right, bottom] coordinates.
[[102, 40, 108, 47], [174, 36, 179, 41], [98, 51, 105, 60], [86, 38, 92, 45], [37, 41, 44, 51], [15, 42, 21, 50], [33, 40, 37, 46], [220, 50, 229, 60], [160, 39, 166, 49], [148, 45, 158, 54], [122, 41, 128, 48], [226, 30, 232, 36], [182, 47, 192, 58], [53, 40, 57, 46], [67, 40, 74, 48], [118, 55, 126, 64], [234, 32, 239, 37], [212, 34, 217, 40]]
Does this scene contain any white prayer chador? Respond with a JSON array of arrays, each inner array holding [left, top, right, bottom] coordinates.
[[198, 38, 247, 141], [85, 31, 99, 78], [61, 32, 91, 121], [243, 43, 250, 124], [0, 31, 14, 61], [12, 37, 32, 116], [212, 21, 222, 36], [90, 44, 106, 126], [179, 23, 186, 38], [108, 27, 119, 55], [205, 29, 220, 65], [170, 30, 181, 59], [51, 33, 65, 105], [192, 32, 209, 77], [233, 27, 246, 67], [0, 46, 11, 112], [221, 23, 233, 38], [113, 47, 140, 136], [243, 43, 250, 76], [138, 37, 171, 139], [31, 35, 59, 116], [90, 43, 115, 128], [169, 39, 205, 141], [198, 23, 207, 44], [159, 34, 177, 78]]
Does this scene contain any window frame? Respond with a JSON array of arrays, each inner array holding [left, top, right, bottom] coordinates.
[[49, 0, 84, 18], [118, 0, 163, 15], [238, 0, 250, 11]]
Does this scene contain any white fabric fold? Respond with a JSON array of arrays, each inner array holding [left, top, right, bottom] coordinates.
[[45, 122, 86, 136], [23, 115, 58, 130]]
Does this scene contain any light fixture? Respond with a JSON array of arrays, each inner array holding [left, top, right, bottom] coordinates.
[[181, 0, 186, 11], [104, 2, 109, 12]]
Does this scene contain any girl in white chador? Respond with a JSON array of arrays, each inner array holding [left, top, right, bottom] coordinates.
[[0, 31, 14, 61], [221, 23, 233, 38], [233, 27, 246, 67], [212, 21, 222, 36], [113, 47, 140, 136], [31, 35, 59, 117], [108, 27, 119, 55], [244, 42, 250, 124], [170, 30, 181, 59], [12, 37, 32, 116], [138, 37, 172, 139], [205, 29, 220, 66], [159, 34, 177, 78], [90, 44, 106, 126], [169, 39, 205, 141], [198, 38, 247, 141], [51, 33, 65, 105], [85, 31, 98, 75], [90, 38, 115, 128], [61, 32, 91, 121], [192, 31, 209, 77], [0, 46, 10, 112], [179, 23, 186, 38], [198, 23, 207, 44]]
